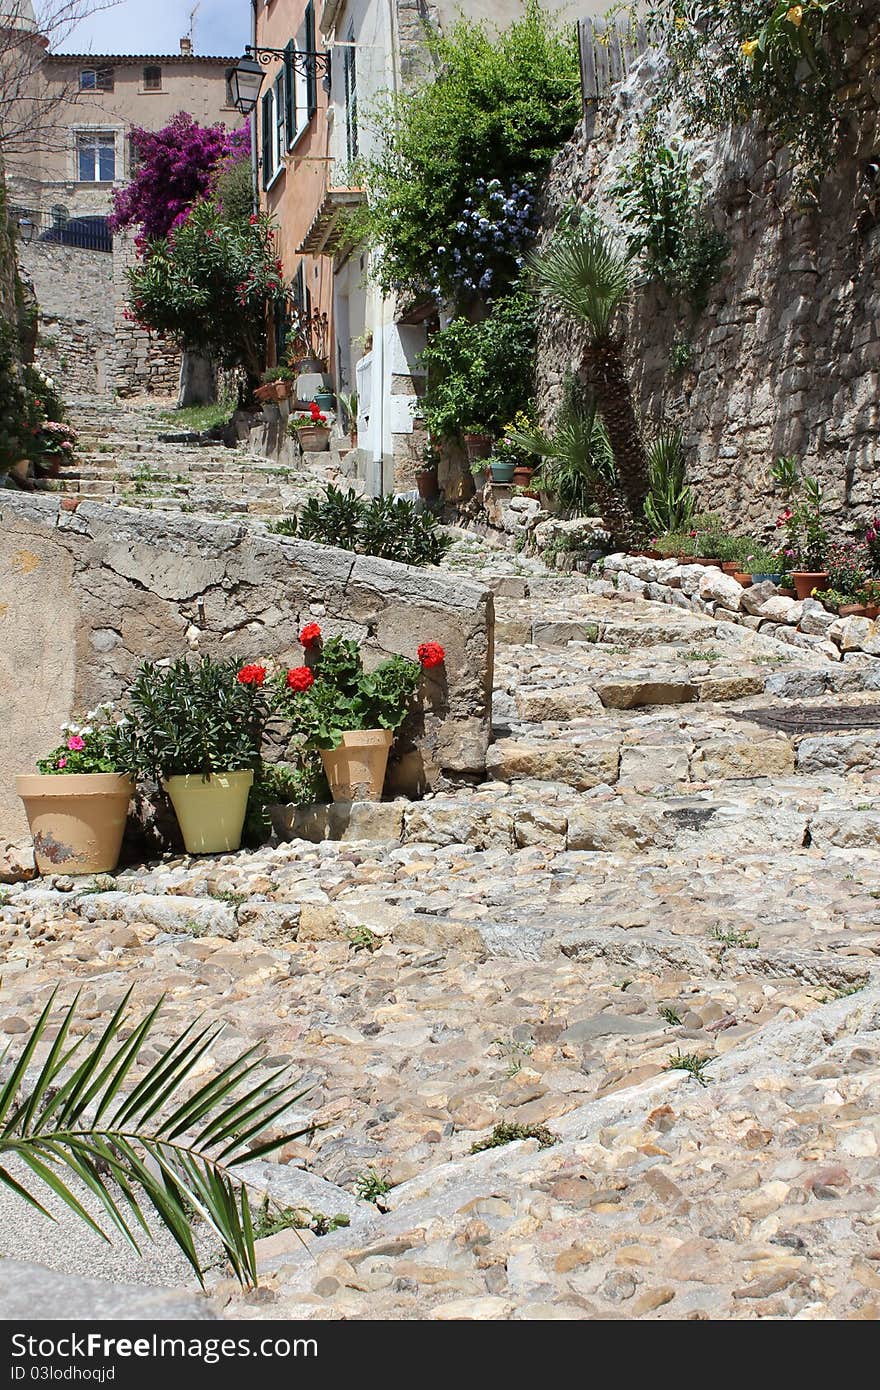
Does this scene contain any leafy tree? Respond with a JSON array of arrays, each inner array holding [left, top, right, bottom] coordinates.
[[418, 289, 536, 439], [126, 197, 285, 382], [110, 112, 249, 242], [351, 1, 581, 308]]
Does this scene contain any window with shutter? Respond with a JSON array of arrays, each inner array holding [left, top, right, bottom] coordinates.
[[305, 2, 317, 118], [283, 40, 296, 148], [261, 91, 274, 188]]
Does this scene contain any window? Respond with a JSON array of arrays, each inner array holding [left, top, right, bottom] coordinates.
[[261, 91, 275, 189], [274, 72, 286, 167], [343, 26, 358, 162], [77, 132, 116, 182], [80, 67, 114, 91], [50, 204, 69, 229], [143, 65, 162, 90]]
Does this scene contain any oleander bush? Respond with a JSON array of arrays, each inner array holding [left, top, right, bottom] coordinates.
[[270, 486, 451, 567]]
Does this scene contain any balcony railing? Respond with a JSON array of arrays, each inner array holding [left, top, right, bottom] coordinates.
[[10, 206, 113, 253]]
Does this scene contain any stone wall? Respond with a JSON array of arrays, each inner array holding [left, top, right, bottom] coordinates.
[[111, 233, 181, 398], [0, 494, 494, 846], [17, 236, 181, 399], [538, 12, 880, 539]]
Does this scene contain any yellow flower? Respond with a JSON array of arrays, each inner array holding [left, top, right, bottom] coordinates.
[[741, 37, 758, 57], [785, 5, 803, 24], [675, 15, 687, 28]]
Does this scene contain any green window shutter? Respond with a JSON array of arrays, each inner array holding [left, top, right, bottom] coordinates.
[[261, 91, 273, 188], [284, 39, 296, 146], [305, 1, 317, 118]]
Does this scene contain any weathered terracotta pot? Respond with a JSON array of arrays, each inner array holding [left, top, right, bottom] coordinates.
[[733, 571, 753, 587], [792, 571, 829, 601], [320, 730, 393, 803], [838, 604, 869, 617], [16, 773, 133, 876], [463, 433, 494, 462], [416, 469, 438, 500], [295, 425, 330, 452], [254, 383, 277, 403], [163, 770, 254, 855]]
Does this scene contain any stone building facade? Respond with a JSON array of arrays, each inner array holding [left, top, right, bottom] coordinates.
[[2, 4, 241, 398], [537, 12, 880, 539]]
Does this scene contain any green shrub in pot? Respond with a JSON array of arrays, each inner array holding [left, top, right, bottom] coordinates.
[[116, 656, 268, 854]]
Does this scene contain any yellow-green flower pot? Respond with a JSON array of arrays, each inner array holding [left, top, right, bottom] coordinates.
[[163, 770, 254, 855]]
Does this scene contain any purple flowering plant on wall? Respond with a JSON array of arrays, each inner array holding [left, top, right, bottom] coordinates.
[[110, 112, 250, 242]]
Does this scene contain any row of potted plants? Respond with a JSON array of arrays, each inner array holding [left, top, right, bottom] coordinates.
[[17, 629, 446, 878], [650, 506, 880, 615]]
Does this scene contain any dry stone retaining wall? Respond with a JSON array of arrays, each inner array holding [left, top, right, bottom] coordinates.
[[17, 237, 181, 399], [0, 494, 494, 846], [538, 13, 880, 538]]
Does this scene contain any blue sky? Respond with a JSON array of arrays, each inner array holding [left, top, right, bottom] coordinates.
[[53, 0, 247, 57]]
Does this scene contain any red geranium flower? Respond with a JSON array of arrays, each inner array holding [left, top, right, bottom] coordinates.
[[286, 666, 315, 692], [299, 622, 322, 648], [417, 641, 445, 669], [237, 663, 266, 686]]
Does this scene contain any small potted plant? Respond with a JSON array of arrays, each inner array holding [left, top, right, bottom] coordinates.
[[776, 474, 828, 600], [16, 704, 134, 876], [339, 392, 359, 447], [117, 656, 267, 855], [289, 401, 331, 452], [275, 627, 445, 803], [416, 443, 440, 500], [470, 457, 488, 490]]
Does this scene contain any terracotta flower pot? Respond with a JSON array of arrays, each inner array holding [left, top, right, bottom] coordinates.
[[721, 562, 739, 576], [838, 604, 868, 617], [791, 571, 829, 601], [513, 465, 535, 489], [163, 770, 254, 855], [463, 433, 493, 463], [272, 381, 293, 401], [733, 571, 753, 587], [416, 469, 438, 500], [254, 383, 277, 403], [866, 605, 880, 620], [320, 729, 393, 803], [295, 425, 330, 452], [16, 772, 133, 876]]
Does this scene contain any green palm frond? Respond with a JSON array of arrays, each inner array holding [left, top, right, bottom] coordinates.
[[530, 221, 632, 341], [0, 990, 310, 1287], [644, 429, 694, 535], [510, 384, 615, 514]]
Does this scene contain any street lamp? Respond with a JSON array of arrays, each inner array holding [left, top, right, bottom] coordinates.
[[226, 54, 264, 115], [17, 216, 36, 244], [227, 43, 332, 116]]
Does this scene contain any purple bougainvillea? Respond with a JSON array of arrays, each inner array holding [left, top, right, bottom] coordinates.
[[110, 112, 250, 242]]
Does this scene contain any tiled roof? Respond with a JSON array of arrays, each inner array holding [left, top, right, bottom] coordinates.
[[46, 53, 237, 65]]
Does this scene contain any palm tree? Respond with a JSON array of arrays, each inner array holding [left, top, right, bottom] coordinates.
[[0, 989, 310, 1287], [530, 220, 649, 532], [511, 378, 636, 541]]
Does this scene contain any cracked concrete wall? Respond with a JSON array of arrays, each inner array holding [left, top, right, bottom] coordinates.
[[0, 494, 494, 845]]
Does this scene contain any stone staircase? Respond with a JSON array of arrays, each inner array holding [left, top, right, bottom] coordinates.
[[41, 397, 359, 517]]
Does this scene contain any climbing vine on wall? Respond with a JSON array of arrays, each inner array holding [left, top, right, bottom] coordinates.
[[612, 135, 729, 311], [649, 0, 858, 198]]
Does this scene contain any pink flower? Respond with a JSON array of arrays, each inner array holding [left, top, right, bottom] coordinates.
[[56, 757, 67, 769], [67, 735, 85, 751]]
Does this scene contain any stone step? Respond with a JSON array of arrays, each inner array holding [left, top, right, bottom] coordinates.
[[485, 711, 880, 791]]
